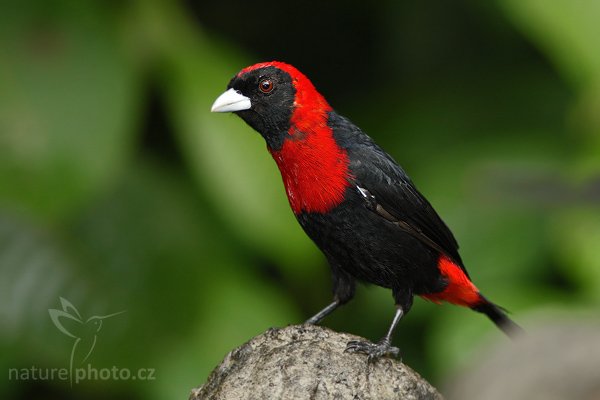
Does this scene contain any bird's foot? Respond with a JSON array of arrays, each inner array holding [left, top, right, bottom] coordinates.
[[344, 338, 400, 361]]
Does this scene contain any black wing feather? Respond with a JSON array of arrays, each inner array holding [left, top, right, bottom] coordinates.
[[330, 113, 467, 276]]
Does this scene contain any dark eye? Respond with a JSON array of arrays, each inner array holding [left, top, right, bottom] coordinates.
[[258, 78, 274, 93]]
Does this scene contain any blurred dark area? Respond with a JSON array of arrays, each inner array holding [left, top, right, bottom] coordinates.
[[1, 0, 599, 399]]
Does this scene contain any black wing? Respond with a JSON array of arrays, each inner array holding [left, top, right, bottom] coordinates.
[[331, 114, 467, 276]]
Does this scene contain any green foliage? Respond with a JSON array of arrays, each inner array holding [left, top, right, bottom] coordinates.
[[0, 1, 140, 219], [1, 0, 599, 398]]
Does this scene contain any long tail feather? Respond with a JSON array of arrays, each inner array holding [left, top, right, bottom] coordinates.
[[472, 296, 524, 338]]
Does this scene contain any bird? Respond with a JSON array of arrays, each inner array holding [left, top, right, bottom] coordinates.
[[211, 61, 522, 359]]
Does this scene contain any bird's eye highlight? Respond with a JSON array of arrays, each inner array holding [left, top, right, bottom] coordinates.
[[259, 78, 274, 93]]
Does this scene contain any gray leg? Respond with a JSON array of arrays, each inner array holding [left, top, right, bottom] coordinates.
[[306, 264, 355, 325], [305, 300, 340, 325]]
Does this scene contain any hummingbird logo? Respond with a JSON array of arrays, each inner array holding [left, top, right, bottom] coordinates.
[[49, 297, 125, 384]]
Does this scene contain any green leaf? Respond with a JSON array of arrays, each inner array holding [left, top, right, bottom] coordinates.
[[550, 209, 600, 302], [0, 212, 94, 366], [499, 0, 600, 89], [0, 1, 141, 219], [499, 0, 600, 163]]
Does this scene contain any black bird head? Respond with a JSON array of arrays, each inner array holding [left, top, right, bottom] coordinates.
[[211, 61, 330, 150]]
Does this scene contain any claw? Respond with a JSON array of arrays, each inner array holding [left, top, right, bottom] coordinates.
[[344, 339, 400, 361]]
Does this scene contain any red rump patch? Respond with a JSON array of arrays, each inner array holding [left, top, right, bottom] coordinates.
[[421, 255, 482, 307], [239, 61, 350, 214]]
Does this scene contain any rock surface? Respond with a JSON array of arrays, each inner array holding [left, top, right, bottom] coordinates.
[[446, 319, 600, 400], [190, 324, 443, 400]]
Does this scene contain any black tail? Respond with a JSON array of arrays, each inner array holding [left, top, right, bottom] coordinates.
[[472, 297, 524, 338]]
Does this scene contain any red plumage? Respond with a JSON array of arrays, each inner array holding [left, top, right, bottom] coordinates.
[[420, 255, 481, 306]]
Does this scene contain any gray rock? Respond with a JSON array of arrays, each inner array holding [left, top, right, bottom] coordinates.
[[190, 324, 443, 400], [445, 319, 600, 400]]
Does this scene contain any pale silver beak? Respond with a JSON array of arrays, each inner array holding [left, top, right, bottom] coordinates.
[[211, 88, 251, 112]]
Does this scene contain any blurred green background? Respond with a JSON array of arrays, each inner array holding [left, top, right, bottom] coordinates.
[[1, 0, 599, 398]]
